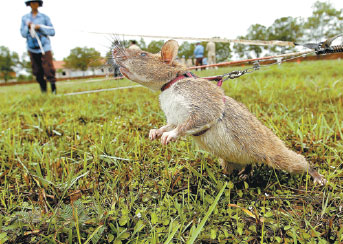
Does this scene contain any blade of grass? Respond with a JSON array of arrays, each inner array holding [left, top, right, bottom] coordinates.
[[84, 225, 104, 244], [164, 223, 180, 244], [187, 182, 227, 244], [73, 203, 82, 244]]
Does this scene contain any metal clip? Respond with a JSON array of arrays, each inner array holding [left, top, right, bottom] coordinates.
[[320, 33, 343, 48], [221, 61, 261, 81], [296, 33, 343, 55], [251, 61, 260, 71]]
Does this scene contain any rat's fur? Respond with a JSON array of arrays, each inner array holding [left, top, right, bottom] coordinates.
[[113, 39, 326, 185]]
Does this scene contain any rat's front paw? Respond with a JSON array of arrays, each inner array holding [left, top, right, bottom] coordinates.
[[149, 129, 163, 140], [160, 131, 178, 145]]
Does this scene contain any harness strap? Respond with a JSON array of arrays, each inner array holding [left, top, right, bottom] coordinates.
[[192, 128, 210, 136], [192, 97, 226, 137], [161, 72, 224, 92], [160, 72, 197, 91], [202, 76, 223, 86]]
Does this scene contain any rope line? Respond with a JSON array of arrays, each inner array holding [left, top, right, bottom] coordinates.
[[59, 78, 113, 85], [60, 85, 142, 96], [85, 31, 295, 47], [189, 50, 313, 70]]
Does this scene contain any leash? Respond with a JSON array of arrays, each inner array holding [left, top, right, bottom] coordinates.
[[29, 24, 54, 55], [197, 34, 343, 86]]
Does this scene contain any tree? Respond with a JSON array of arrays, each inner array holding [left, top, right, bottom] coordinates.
[[178, 41, 193, 59], [0, 46, 19, 82], [304, 1, 343, 41], [268, 17, 304, 42], [19, 52, 32, 75], [146, 40, 165, 54], [267, 16, 304, 54], [215, 42, 232, 62], [233, 24, 268, 58], [63, 47, 102, 75], [138, 38, 147, 50]]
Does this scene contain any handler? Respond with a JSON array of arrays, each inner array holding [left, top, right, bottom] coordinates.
[[20, 0, 57, 94]]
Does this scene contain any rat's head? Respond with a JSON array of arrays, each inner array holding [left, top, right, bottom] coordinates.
[[113, 40, 187, 90]]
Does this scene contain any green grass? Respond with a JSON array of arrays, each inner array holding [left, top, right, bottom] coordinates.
[[0, 59, 342, 243]]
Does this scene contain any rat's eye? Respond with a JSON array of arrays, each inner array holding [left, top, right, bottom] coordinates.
[[140, 52, 147, 57]]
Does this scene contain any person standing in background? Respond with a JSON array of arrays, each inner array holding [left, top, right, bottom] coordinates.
[[128, 40, 141, 50], [206, 41, 216, 69], [21, 0, 57, 94], [180, 55, 186, 66], [193, 42, 204, 70]]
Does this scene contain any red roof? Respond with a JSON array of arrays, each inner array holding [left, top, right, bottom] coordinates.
[[53, 61, 65, 69]]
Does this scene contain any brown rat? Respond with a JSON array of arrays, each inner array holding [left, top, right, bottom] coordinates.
[[113, 39, 326, 185]]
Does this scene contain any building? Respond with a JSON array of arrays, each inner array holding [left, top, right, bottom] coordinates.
[[53, 60, 112, 79], [0, 71, 17, 83]]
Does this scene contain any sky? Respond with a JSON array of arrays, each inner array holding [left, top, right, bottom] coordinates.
[[1, 0, 343, 61]]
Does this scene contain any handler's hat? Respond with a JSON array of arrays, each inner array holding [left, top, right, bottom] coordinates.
[[25, 0, 43, 6]]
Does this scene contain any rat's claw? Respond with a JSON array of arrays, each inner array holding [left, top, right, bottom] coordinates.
[[149, 129, 157, 140], [160, 131, 177, 145], [310, 170, 327, 186], [314, 174, 327, 186], [149, 129, 163, 140]]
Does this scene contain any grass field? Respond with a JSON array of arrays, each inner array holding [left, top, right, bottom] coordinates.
[[0, 59, 342, 243]]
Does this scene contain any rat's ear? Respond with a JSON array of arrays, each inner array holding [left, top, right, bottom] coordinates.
[[161, 40, 179, 64]]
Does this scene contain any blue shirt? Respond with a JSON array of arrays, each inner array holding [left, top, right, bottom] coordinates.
[[21, 12, 55, 53], [193, 44, 204, 58]]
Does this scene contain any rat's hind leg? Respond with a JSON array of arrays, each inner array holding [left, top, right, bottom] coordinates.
[[309, 167, 327, 185], [219, 158, 245, 175]]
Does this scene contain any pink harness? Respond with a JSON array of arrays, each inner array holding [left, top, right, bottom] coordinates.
[[160, 72, 224, 92]]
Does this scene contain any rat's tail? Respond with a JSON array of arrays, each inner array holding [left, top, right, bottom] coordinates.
[[265, 149, 326, 185]]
